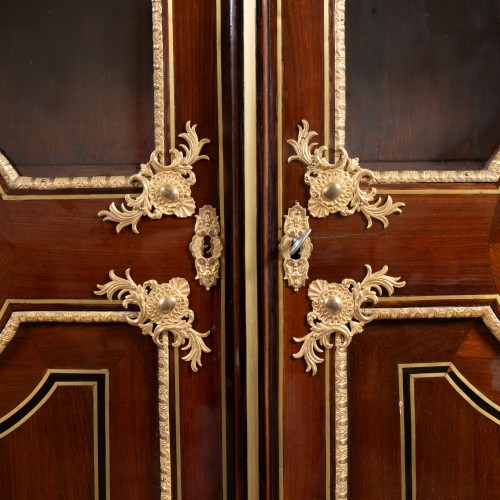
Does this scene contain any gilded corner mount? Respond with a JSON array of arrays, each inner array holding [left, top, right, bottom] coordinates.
[[279, 202, 312, 291], [294, 265, 405, 375], [288, 120, 405, 227], [98, 122, 210, 233], [95, 269, 210, 371]]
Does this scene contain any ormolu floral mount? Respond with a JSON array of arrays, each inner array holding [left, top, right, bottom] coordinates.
[[294, 265, 405, 375], [98, 122, 210, 233], [95, 269, 210, 371], [287, 120, 404, 227]]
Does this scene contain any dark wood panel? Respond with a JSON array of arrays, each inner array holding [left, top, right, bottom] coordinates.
[[0, 322, 161, 499], [345, 319, 500, 498], [345, 0, 500, 162], [173, 0, 220, 211], [414, 377, 500, 499], [171, 2, 223, 498], [282, 286, 327, 500], [309, 193, 498, 295], [0, 0, 155, 169], [0, 386, 95, 499], [281, 3, 328, 496], [0, 199, 197, 301]]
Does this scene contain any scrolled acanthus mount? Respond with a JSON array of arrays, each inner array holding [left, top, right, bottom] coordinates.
[[99, 122, 210, 233], [287, 119, 404, 227]]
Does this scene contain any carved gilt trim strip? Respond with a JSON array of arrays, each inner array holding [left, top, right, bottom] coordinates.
[[371, 170, 500, 184], [151, 0, 165, 158], [0, 152, 130, 191], [0, 310, 127, 356], [369, 306, 500, 342], [334, 0, 346, 152], [158, 342, 171, 499], [334, 346, 348, 500]]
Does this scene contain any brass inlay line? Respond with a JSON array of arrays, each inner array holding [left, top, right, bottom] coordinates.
[[216, 0, 228, 494], [324, 2, 331, 497], [167, 0, 175, 149], [174, 348, 182, 500], [244, 0, 259, 496], [377, 294, 499, 304], [277, 0, 284, 497], [377, 188, 500, 195]]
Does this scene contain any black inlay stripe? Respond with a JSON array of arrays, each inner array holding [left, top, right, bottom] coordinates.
[[447, 371, 500, 421], [0, 372, 107, 499]]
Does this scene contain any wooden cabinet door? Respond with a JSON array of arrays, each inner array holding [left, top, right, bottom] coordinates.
[[260, 1, 500, 499], [2, 1, 499, 499], [0, 1, 234, 498]]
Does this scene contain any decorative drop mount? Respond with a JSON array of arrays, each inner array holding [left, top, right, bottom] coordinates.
[[98, 122, 210, 233], [288, 120, 404, 227], [95, 269, 210, 371]]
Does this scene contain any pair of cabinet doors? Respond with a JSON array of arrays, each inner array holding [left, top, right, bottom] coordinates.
[[0, 0, 499, 499]]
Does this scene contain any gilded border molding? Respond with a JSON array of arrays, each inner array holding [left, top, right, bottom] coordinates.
[[288, 120, 405, 226], [0, 310, 127, 356], [158, 343, 171, 499], [95, 269, 211, 371], [334, 0, 346, 152], [369, 305, 500, 341], [294, 266, 405, 375], [151, 0, 165, 157], [0, 152, 130, 191], [98, 123, 210, 233], [189, 205, 223, 290], [371, 169, 500, 184], [279, 202, 312, 291]]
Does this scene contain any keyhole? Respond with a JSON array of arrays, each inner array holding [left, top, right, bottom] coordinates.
[[202, 235, 212, 258], [291, 248, 301, 260]]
